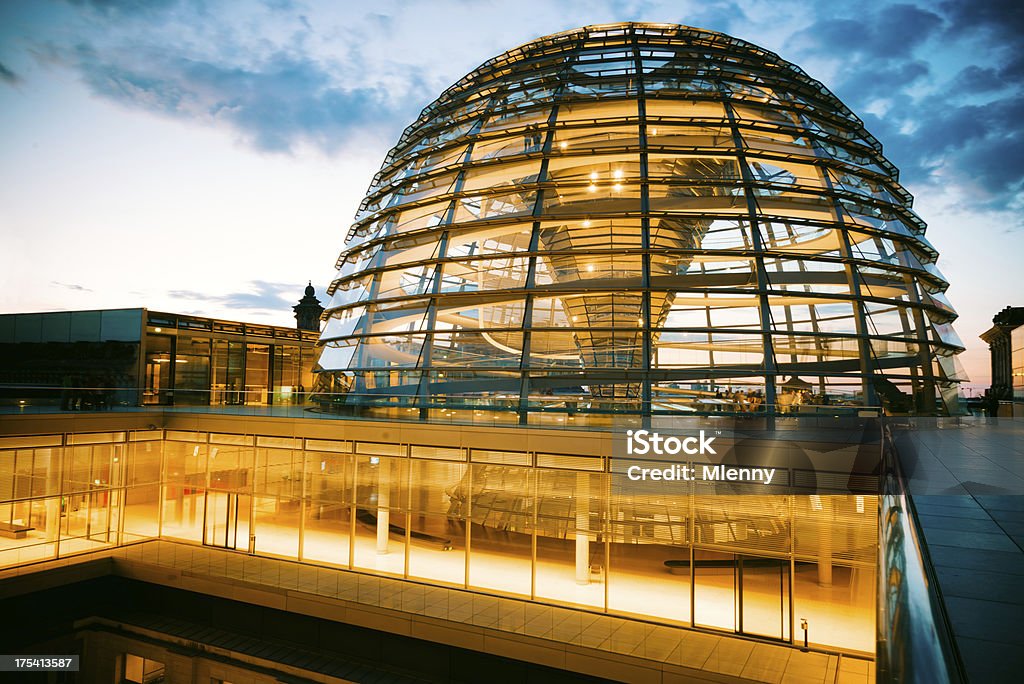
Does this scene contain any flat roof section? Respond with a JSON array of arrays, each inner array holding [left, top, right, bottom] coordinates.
[[895, 418, 1024, 683]]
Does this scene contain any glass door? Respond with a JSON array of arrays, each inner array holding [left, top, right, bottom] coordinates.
[[203, 490, 240, 549], [692, 551, 791, 641], [143, 335, 174, 405], [245, 343, 270, 405], [212, 340, 245, 405], [738, 555, 790, 641]]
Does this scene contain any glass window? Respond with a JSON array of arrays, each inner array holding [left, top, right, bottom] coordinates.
[[123, 654, 165, 684]]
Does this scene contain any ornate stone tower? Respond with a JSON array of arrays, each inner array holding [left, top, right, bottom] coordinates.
[[293, 282, 324, 332]]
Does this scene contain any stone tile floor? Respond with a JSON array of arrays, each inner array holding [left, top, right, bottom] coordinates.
[[898, 418, 1024, 683]]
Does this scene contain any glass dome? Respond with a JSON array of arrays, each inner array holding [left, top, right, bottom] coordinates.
[[318, 22, 965, 418]]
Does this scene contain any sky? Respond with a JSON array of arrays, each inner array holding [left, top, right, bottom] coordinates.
[[0, 0, 1021, 391]]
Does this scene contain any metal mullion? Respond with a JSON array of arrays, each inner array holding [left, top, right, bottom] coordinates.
[[349, 453, 357, 568], [516, 34, 588, 421], [405, 447, 412, 581], [515, 89, 563, 423], [54, 434, 68, 557], [738, 555, 744, 634], [114, 440, 126, 545], [84, 446, 94, 541], [603, 467, 611, 614], [530, 466, 537, 601], [789, 495, 796, 644], [298, 449, 307, 561], [895, 299, 924, 396], [633, 29, 653, 418], [896, 254, 938, 411], [820, 169, 878, 407], [518, 288, 536, 424], [155, 435, 166, 540], [773, 222, 826, 395], [414, 215, 451, 414], [723, 98, 779, 410], [462, 459, 470, 588], [689, 479, 696, 628], [701, 262, 717, 373]]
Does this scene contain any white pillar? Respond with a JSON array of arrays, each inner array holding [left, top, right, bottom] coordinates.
[[43, 448, 60, 542], [818, 496, 833, 587], [376, 460, 390, 555], [575, 472, 590, 585]]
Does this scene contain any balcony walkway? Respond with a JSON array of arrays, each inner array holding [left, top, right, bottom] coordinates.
[[896, 417, 1024, 683]]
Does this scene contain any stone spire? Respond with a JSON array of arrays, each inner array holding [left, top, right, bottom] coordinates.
[[293, 282, 324, 332]]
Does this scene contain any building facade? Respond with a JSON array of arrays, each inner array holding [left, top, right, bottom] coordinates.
[[0, 414, 879, 658], [980, 305, 1024, 413], [317, 23, 965, 420], [0, 308, 319, 409]]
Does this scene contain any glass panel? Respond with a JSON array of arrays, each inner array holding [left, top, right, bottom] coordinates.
[[252, 448, 301, 559], [244, 343, 270, 405], [352, 455, 407, 576], [161, 441, 207, 543], [407, 460, 466, 586], [175, 336, 211, 406], [302, 452, 353, 567], [143, 334, 173, 406], [123, 440, 161, 541], [608, 486, 690, 624], [534, 470, 604, 609], [466, 464, 533, 596], [693, 550, 736, 631], [212, 340, 245, 405]]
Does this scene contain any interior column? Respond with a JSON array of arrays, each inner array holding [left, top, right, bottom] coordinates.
[[575, 472, 590, 585], [44, 448, 60, 542], [817, 496, 833, 587], [377, 459, 390, 555]]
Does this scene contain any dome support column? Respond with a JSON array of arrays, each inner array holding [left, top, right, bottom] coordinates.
[[723, 99, 778, 419], [821, 171, 879, 410], [634, 32, 653, 425]]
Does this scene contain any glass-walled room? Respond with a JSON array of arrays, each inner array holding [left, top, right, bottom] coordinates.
[[0, 429, 876, 653], [0, 431, 161, 565], [0, 309, 319, 410], [142, 312, 318, 408]]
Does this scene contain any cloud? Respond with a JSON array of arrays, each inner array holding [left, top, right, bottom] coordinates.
[[839, 61, 931, 101], [781, 2, 1022, 218], [62, 0, 180, 18], [675, 1, 750, 33], [792, 4, 944, 62], [860, 93, 1024, 218], [950, 65, 1008, 94], [0, 61, 21, 85], [51, 281, 94, 292], [167, 280, 328, 316], [64, 45, 428, 153], [940, 0, 1024, 45]]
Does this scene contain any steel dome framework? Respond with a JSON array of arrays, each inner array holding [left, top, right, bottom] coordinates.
[[318, 23, 965, 418]]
